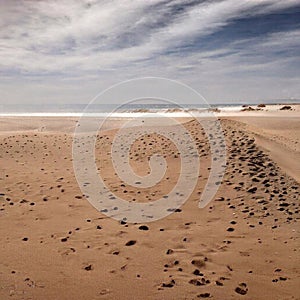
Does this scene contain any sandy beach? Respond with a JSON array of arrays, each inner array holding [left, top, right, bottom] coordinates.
[[0, 105, 299, 300]]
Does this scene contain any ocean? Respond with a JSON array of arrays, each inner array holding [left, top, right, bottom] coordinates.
[[0, 100, 298, 117]]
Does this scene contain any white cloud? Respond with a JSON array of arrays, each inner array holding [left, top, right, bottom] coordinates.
[[0, 0, 299, 103]]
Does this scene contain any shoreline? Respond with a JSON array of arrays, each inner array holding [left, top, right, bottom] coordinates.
[[0, 103, 299, 118]]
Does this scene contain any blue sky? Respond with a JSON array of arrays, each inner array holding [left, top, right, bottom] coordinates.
[[0, 0, 300, 105]]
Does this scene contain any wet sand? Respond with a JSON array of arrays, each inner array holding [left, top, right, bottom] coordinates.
[[0, 108, 299, 299]]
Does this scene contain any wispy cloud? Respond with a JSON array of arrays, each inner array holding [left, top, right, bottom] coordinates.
[[0, 0, 299, 103]]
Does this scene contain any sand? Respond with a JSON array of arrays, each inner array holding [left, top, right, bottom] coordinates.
[[0, 107, 299, 299]]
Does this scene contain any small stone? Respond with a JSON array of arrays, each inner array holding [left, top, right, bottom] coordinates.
[[193, 269, 203, 276], [235, 287, 247, 295], [247, 187, 257, 193], [125, 240, 136, 246], [84, 264, 93, 271], [138, 225, 149, 231], [279, 277, 287, 281], [198, 293, 210, 298], [162, 279, 175, 288]]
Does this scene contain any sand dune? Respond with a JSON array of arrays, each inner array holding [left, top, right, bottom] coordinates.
[[229, 116, 300, 183], [0, 111, 299, 299]]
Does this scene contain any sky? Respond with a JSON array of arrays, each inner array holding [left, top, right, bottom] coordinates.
[[0, 0, 300, 106]]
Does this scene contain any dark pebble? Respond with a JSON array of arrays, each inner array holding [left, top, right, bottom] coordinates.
[[138, 225, 149, 231], [125, 240, 136, 246], [198, 293, 210, 298], [84, 264, 93, 271]]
